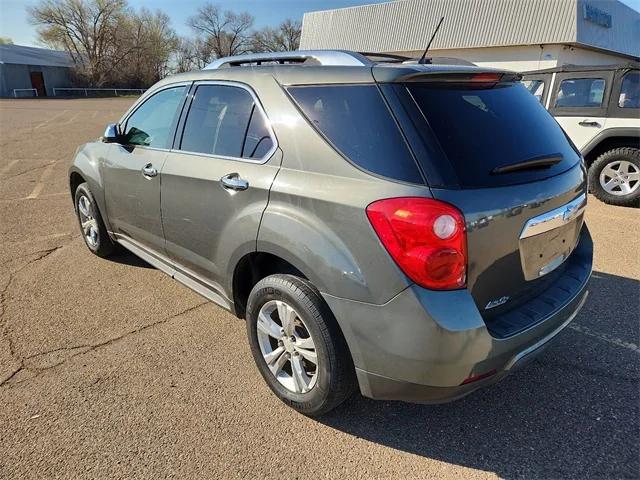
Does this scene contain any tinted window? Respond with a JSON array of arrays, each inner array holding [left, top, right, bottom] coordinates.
[[123, 86, 186, 148], [181, 85, 269, 158], [521, 79, 545, 102], [555, 78, 605, 107], [288, 85, 423, 183], [242, 107, 274, 158], [407, 82, 580, 188], [619, 71, 640, 108]]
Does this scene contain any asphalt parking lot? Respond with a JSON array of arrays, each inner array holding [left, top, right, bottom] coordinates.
[[0, 98, 638, 479]]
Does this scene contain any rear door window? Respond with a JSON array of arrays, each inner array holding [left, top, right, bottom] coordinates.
[[555, 78, 605, 108], [287, 85, 424, 184], [406, 82, 580, 188], [179, 84, 273, 160]]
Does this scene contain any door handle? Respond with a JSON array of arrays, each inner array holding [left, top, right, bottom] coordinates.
[[220, 173, 249, 191], [578, 120, 600, 127], [142, 163, 157, 178]]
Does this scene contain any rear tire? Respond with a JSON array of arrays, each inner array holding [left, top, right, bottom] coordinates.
[[245, 274, 356, 416], [588, 148, 640, 207], [74, 182, 116, 257]]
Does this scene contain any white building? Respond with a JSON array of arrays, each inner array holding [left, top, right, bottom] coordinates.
[[300, 0, 640, 72]]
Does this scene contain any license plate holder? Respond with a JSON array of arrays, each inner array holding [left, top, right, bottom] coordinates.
[[519, 194, 586, 281]]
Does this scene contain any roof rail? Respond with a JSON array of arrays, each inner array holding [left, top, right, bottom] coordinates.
[[204, 50, 372, 69]]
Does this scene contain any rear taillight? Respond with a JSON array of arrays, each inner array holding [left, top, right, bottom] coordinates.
[[366, 197, 467, 290]]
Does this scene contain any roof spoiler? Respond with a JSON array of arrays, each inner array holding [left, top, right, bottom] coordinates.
[[372, 66, 522, 84]]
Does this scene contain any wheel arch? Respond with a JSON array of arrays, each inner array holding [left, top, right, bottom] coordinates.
[[582, 128, 640, 166], [68, 143, 113, 233], [231, 251, 309, 319], [69, 170, 86, 203]]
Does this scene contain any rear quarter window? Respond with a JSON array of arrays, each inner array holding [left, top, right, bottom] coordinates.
[[287, 84, 424, 184]]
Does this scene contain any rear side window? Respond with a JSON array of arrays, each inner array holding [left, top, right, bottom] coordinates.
[[287, 85, 423, 184], [123, 86, 186, 148], [555, 78, 605, 107], [521, 79, 545, 103], [619, 71, 640, 108], [242, 107, 274, 158], [180, 84, 273, 159], [407, 82, 580, 188]]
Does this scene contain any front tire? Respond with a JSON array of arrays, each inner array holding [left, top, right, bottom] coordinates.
[[246, 274, 356, 416], [74, 182, 116, 257], [588, 148, 640, 207]]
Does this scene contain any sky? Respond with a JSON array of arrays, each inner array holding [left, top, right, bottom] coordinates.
[[1, 0, 639, 48], [0, 0, 393, 46]]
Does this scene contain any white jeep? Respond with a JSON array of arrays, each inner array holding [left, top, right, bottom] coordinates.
[[522, 63, 639, 207]]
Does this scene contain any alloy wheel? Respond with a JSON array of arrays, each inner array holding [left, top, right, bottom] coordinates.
[[599, 160, 640, 196], [256, 300, 318, 394], [77, 195, 99, 248]]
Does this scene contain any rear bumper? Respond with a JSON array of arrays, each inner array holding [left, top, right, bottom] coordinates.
[[353, 289, 588, 403], [323, 226, 592, 403]]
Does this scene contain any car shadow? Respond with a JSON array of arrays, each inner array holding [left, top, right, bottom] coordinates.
[[319, 271, 639, 479], [107, 249, 154, 269]]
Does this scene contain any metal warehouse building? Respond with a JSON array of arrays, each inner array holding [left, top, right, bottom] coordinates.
[[0, 44, 72, 97], [301, 0, 640, 72]]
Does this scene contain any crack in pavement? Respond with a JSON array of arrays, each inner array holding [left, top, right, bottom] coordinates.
[[0, 301, 208, 387], [0, 239, 77, 269], [0, 243, 71, 385], [0, 161, 57, 181]]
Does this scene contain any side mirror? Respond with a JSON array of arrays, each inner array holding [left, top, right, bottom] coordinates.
[[102, 123, 120, 143]]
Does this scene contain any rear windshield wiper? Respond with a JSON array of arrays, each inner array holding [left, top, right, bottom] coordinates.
[[492, 155, 563, 175]]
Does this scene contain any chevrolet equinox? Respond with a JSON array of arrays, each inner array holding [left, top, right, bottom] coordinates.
[[69, 51, 593, 416]]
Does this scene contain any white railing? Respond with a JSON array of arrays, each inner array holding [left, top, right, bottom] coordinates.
[[13, 88, 38, 98], [52, 87, 146, 97]]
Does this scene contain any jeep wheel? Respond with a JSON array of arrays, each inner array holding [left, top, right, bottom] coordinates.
[[245, 274, 356, 416], [589, 148, 640, 207]]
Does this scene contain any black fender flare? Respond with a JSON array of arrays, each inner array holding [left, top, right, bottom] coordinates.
[[581, 127, 640, 158]]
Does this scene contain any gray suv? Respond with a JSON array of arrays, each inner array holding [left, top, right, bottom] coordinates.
[[69, 51, 593, 416]]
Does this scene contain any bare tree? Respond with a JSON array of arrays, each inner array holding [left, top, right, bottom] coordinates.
[[28, 0, 135, 86], [174, 36, 214, 72], [29, 0, 178, 87], [187, 3, 254, 59], [28, 0, 303, 85], [174, 37, 197, 73], [114, 8, 177, 86], [251, 19, 301, 52]]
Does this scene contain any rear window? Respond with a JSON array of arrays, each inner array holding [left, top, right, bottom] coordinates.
[[521, 79, 545, 103], [407, 82, 580, 188], [287, 85, 424, 184], [619, 71, 640, 108]]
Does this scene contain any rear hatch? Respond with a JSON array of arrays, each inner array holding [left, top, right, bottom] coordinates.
[[377, 68, 587, 323]]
